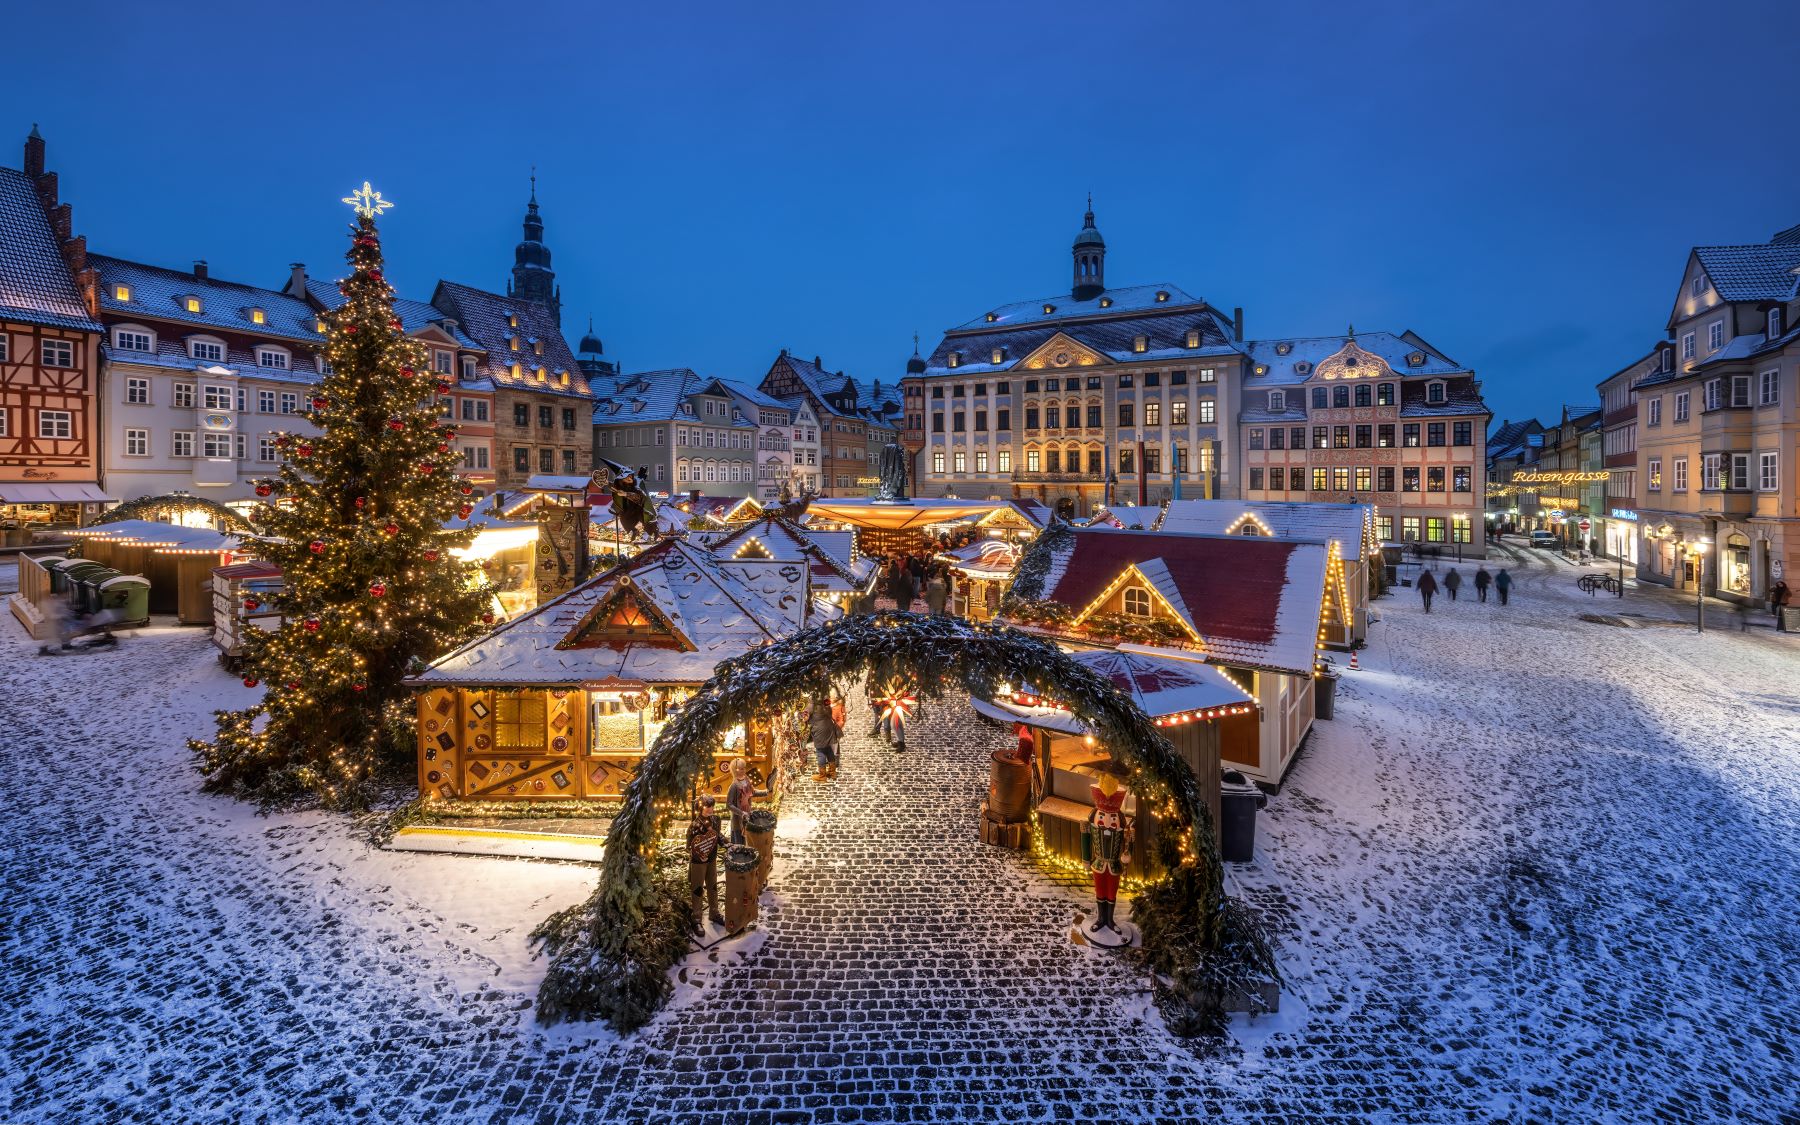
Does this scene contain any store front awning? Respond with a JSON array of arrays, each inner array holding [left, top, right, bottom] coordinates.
[[0, 482, 111, 504]]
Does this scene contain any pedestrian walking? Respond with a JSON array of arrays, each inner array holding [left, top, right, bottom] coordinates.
[[1495, 568, 1512, 606], [1770, 579, 1791, 632], [890, 563, 916, 613], [809, 694, 842, 781], [1444, 568, 1462, 601], [1474, 566, 1492, 603], [925, 573, 948, 616], [1416, 568, 1438, 613], [686, 795, 725, 929]]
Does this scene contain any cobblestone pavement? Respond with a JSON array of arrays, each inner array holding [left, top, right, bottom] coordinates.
[[4, 551, 1799, 1123]]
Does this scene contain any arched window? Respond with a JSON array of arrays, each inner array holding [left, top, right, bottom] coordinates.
[[1333, 386, 1350, 408], [1354, 384, 1372, 407], [1240, 523, 1263, 536], [1123, 586, 1152, 617]]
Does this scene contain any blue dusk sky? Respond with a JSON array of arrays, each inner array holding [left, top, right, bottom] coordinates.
[[4, 0, 1797, 426]]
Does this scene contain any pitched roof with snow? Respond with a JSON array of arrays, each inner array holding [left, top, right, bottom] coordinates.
[[93, 255, 318, 342], [0, 167, 100, 332], [304, 279, 479, 349], [706, 514, 877, 594], [1064, 649, 1255, 720], [923, 292, 1240, 378], [1692, 241, 1800, 303], [1086, 504, 1162, 530], [1154, 500, 1375, 562], [1243, 331, 1469, 387], [1026, 526, 1329, 675], [594, 369, 756, 427], [430, 280, 591, 401], [411, 538, 810, 687]]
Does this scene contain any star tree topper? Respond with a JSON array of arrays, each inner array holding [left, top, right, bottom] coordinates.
[[341, 181, 394, 218]]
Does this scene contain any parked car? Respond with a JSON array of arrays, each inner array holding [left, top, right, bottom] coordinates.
[[1528, 530, 1558, 549]]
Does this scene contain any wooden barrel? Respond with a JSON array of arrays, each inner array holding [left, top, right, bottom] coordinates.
[[745, 809, 777, 888], [988, 750, 1031, 822], [723, 845, 760, 931]]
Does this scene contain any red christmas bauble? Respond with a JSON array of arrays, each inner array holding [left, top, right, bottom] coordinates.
[[351, 682, 366, 693], [459, 484, 473, 495], [481, 612, 495, 624], [386, 418, 404, 431], [390, 318, 403, 330], [296, 444, 313, 457], [244, 597, 260, 611], [423, 550, 439, 562], [242, 677, 259, 688], [418, 463, 435, 474], [355, 236, 377, 247], [309, 540, 325, 554], [369, 269, 383, 281], [457, 504, 473, 519], [344, 326, 357, 335], [399, 366, 415, 379], [285, 681, 300, 690], [311, 397, 328, 410], [437, 379, 454, 392], [302, 617, 320, 632], [354, 496, 366, 509], [369, 582, 387, 598], [437, 443, 450, 453], [254, 483, 273, 497], [383, 522, 400, 536]]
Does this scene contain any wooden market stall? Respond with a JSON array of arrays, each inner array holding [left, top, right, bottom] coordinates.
[[937, 538, 1020, 621], [975, 649, 1254, 877], [802, 498, 1011, 560], [407, 537, 827, 804], [65, 520, 240, 622]]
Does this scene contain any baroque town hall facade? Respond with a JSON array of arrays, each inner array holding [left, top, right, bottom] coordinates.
[[901, 204, 1491, 549]]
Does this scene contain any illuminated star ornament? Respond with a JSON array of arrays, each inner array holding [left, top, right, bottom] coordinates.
[[341, 181, 394, 218]]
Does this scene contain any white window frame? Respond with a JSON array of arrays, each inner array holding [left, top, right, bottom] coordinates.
[[202, 385, 233, 410], [1701, 452, 1721, 491], [1268, 391, 1285, 411], [172, 431, 195, 458], [40, 339, 74, 368], [257, 390, 276, 413], [0, 335, 8, 362], [1646, 456, 1662, 491], [124, 427, 149, 457], [434, 349, 453, 374], [1122, 586, 1153, 618], [1199, 399, 1215, 424], [1426, 380, 1446, 404], [37, 409, 72, 439], [113, 327, 153, 353], [1704, 380, 1721, 412], [1647, 397, 1661, 426], [0, 408, 9, 436], [1674, 391, 1689, 422], [997, 449, 1011, 473], [1730, 375, 1751, 408], [1729, 453, 1750, 491], [255, 347, 290, 370], [1760, 451, 1779, 492], [173, 382, 196, 408], [1759, 368, 1779, 406], [1673, 457, 1688, 491], [257, 436, 278, 463], [932, 450, 945, 474], [1707, 321, 1725, 352], [953, 451, 967, 472], [1680, 332, 1695, 360], [202, 432, 232, 459], [125, 377, 150, 405], [280, 392, 298, 415], [188, 337, 226, 363]]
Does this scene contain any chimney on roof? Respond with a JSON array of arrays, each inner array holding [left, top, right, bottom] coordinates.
[[286, 262, 307, 296], [23, 124, 44, 178], [814, 356, 822, 368], [1233, 307, 1244, 342], [34, 171, 57, 210], [193, 260, 208, 281], [51, 202, 71, 242]]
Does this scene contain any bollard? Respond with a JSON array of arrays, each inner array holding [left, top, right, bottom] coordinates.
[[745, 808, 777, 890]]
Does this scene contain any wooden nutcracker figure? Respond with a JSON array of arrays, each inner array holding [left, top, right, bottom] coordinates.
[[1080, 773, 1133, 934]]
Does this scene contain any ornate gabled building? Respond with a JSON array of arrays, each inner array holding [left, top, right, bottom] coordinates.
[[0, 127, 107, 526], [759, 351, 902, 497]]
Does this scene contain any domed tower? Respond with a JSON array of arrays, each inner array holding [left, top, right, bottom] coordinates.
[[508, 173, 561, 325], [1072, 194, 1105, 302], [576, 316, 616, 379], [905, 333, 927, 377]]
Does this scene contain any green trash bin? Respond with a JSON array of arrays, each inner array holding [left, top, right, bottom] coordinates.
[[43, 557, 82, 595], [99, 574, 151, 626], [62, 563, 110, 612], [75, 566, 119, 615]]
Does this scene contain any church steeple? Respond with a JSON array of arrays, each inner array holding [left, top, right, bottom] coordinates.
[[508, 170, 561, 325], [1071, 193, 1105, 302]]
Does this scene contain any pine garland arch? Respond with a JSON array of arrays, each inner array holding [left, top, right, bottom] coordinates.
[[93, 493, 254, 533], [534, 611, 1230, 1030]]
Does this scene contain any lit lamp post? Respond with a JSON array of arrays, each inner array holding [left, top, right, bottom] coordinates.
[[1690, 537, 1711, 633]]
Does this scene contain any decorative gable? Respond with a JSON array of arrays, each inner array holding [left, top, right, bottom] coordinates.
[[558, 576, 689, 650], [1314, 339, 1394, 381], [1017, 331, 1109, 371], [1069, 561, 1204, 644]]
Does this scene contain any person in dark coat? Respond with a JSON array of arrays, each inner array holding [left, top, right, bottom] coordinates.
[[809, 694, 842, 781], [890, 564, 916, 613], [1495, 568, 1513, 606], [1474, 566, 1492, 602], [1769, 579, 1790, 631], [1443, 568, 1462, 601], [1416, 568, 1438, 613], [686, 796, 725, 929]]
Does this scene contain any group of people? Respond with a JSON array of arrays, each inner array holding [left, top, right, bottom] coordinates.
[[684, 757, 770, 930], [1415, 565, 1512, 613], [879, 555, 954, 615]]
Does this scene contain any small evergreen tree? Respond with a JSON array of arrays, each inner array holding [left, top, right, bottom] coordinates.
[[194, 199, 490, 809]]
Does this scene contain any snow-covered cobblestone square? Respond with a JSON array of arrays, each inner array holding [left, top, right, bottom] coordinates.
[[4, 549, 1798, 1123]]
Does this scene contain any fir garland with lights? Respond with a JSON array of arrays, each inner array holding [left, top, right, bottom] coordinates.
[[533, 612, 1256, 1034], [190, 203, 490, 810], [93, 493, 254, 532]]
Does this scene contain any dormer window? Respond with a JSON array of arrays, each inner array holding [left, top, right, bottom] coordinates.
[[1295, 362, 1312, 375], [991, 347, 1006, 364], [1042, 304, 1055, 315], [1122, 586, 1152, 618], [188, 336, 225, 362], [1691, 275, 1706, 297], [1406, 351, 1426, 367], [461, 355, 476, 378], [534, 340, 544, 356], [1132, 335, 1148, 353], [314, 318, 328, 334], [536, 367, 547, 382], [184, 296, 203, 314], [1275, 342, 1292, 356], [507, 313, 519, 328], [256, 346, 290, 370], [985, 312, 998, 322], [113, 326, 153, 352], [1099, 297, 1113, 308], [113, 284, 131, 302], [510, 363, 522, 379], [947, 351, 960, 368], [509, 336, 520, 352], [1154, 291, 1169, 303], [1769, 307, 1784, 338], [1185, 329, 1200, 348], [1426, 380, 1446, 404], [249, 308, 266, 325], [559, 372, 570, 387], [1269, 391, 1286, 411]]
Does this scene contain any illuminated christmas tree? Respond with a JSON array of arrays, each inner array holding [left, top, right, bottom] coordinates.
[[193, 185, 490, 809]]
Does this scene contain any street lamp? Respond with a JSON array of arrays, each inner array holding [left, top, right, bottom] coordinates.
[[1454, 512, 1466, 562], [1691, 537, 1711, 633]]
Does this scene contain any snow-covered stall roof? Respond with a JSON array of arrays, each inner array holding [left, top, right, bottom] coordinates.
[[1027, 527, 1329, 675], [1086, 504, 1163, 530], [706, 515, 876, 595], [411, 538, 809, 687], [1155, 499, 1375, 562], [939, 538, 1020, 579]]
